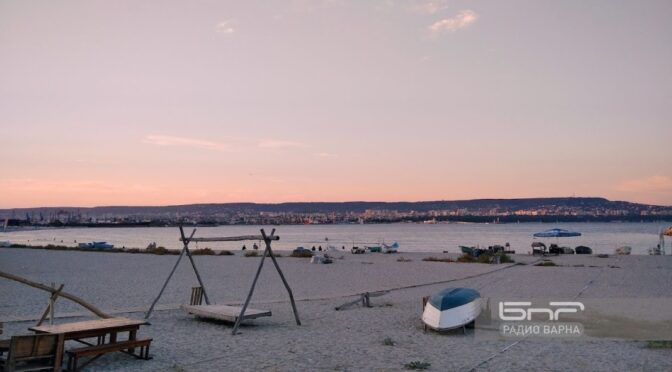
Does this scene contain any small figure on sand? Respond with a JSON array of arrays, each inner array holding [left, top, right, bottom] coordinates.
[[311, 246, 316, 251], [318, 246, 322, 251], [253, 243, 259, 250], [242, 245, 246, 250]]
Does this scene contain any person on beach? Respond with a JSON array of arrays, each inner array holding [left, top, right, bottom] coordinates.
[[311, 246, 316, 251], [242, 245, 246, 250], [253, 243, 259, 250]]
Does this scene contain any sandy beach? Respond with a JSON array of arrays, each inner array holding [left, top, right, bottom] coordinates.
[[1, 248, 671, 371]]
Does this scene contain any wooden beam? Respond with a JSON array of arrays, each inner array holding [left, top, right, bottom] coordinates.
[[144, 227, 196, 319], [36, 284, 64, 327], [181, 235, 279, 242], [263, 229, 301, 326], [181, 226, 211, 305], [0, 271, 111, 319]]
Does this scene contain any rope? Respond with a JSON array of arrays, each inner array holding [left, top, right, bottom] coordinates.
[[466, 255, 617, 371]]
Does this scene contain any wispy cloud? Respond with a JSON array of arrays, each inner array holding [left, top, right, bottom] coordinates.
[[616, 175, 672, 193], [257, 139, 309, 149], [413, 0, 449, 15], [428, 10, 478, 34], [315, 152, 338, 158], [143, 134, 229, 151], [215, 20, 235, 34]]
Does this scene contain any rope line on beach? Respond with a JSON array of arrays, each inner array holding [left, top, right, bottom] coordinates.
[[466, 256, 617, 372]]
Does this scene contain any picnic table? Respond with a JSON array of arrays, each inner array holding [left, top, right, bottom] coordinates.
[[29, 317, 151, 371]]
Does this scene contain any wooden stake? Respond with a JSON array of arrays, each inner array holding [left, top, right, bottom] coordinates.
[[263, 229, 301, 326]]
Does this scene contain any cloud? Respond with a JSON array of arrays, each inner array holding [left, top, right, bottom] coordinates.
[[616, 176, 672, 193], [428, 10, 478, 34], [257, 139, 309, 149], [215, 20, 235, 34], [315, 152, 338, 158], [143, 135, 228, 151], [413, 1, 449, 14]]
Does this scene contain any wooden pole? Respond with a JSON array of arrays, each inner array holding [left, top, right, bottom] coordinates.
[[231, 233, 271, 335], [36, 283, 64, 327], [0, 271, 110, 319], [263, 228, 301, 326], [180, 226, 211, 305], [144, 228, 196, 319]]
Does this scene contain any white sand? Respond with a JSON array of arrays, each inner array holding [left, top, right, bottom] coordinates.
[[1, 248, 671, 371]]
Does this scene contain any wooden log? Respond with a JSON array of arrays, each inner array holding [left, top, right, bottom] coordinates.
[[181, 235, 279, 242], [0, 271, 111, 319], [181, 227, 211, 305], [36, 284, 64, 327], [232, 237, 270, 335], [144, 228, 196, 319], [263, 228, 301, 326]]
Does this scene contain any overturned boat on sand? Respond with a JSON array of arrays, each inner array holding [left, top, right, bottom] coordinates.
[[422, 288, 482, 332]]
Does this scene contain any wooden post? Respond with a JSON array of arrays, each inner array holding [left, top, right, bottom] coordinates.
[[144, 228, 196, 319], [180, 226, 211, 305], [0, 271, 111, 319], [263, 228, 301, 326], [37, 283, 64, 327], [232, 235, 270, 335]]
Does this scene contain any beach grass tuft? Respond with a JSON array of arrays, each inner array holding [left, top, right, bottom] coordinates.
[[535, 260, 557, 267], [404, 360, 431, 370], [218, 250, 234, 256], [646, 340, 672, 349], [382, 337, 396, 346], [244, 251, 259, 257], [397, 257, 413, 262], [191, 248, 216, 255], [422, 256, 455, 263]]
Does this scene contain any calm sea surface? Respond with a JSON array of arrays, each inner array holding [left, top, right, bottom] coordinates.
[[1, 222, 669, 255]]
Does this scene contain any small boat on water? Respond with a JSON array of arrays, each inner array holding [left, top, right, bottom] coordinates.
[[381, 242, 399, 254], [78, 241, 114, 249], [575, 246, 592, 255], [422, 288, 481, 332], [0, 241, 10, 247], [615, 246, 632, 255]]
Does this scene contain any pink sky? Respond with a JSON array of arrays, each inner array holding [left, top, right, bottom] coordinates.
[[2, 1, 671, 208]]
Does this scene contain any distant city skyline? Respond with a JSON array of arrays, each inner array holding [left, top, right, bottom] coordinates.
[[2, 0, 671, 208]]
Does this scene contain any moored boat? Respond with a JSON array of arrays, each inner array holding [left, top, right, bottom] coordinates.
[[460, 246, 485, 257], [381, 242, 399, 254], [422, 287, 482, 332], [78, 241, 114, 249], [365, 245, 381, 253]]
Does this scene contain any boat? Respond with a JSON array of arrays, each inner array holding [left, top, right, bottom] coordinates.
[[575, 246, 592, 255], [422, 288, 482, 332], [648, 246, 662, 255], [615, 246, 631, 255], [460, 246, 485, 257], [78, 241, 114, 249], [351, 246, 366, 254], [365, 245, 381, 253], [0, 241, 10, 247], [381, 242, 399, 254], [549, 244, 574, 255]]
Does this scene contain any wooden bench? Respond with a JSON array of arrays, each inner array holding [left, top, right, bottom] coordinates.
[[66, 338, 152, 371]]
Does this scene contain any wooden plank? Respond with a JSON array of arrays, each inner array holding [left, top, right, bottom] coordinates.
[[30, 317, 146, 335], [182, 305, 271, 322], [181, 235, 279, 242]]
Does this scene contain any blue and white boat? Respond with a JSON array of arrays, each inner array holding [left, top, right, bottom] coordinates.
[[381, 242, 399, 254], [78, 241, 114, 249], [422, 288, 482, 331]]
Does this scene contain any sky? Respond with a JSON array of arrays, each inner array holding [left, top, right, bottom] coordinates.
[[1, 0, 671, 208]]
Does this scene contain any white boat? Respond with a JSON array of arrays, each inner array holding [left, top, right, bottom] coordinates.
[[0, 241, 10, 247], [422, 288, 481, 331], [615, 246, 632, 255], [648, 246, 662, 255], [381, 242, 399, 254]]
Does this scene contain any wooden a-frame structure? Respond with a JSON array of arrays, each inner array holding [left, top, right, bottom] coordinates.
[[145, 226, 301, 335]]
